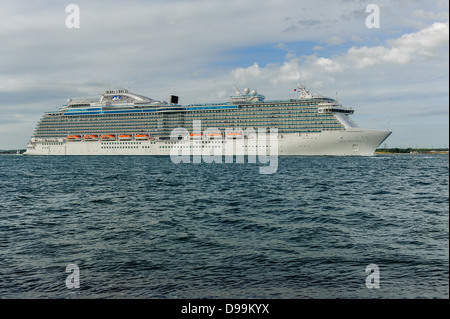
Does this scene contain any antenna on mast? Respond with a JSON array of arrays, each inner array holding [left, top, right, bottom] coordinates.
[[296, 83, 312, 99], [233, 87, 243, 96]]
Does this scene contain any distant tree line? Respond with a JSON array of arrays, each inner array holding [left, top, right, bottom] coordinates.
[[376, 148, 449, 153], [0, 149, 26, 154]]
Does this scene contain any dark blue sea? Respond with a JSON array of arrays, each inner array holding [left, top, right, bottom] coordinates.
[[0, 154, 448, 299]]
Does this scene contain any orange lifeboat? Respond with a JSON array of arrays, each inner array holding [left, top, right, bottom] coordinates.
[[84, 134, 98, 141], [135, 134, 150, 140], [118, 134, 132, 140], [101, 134, 116, 140], [67, 135, 82, 141], [226, 131, 243, 139], [189, 133, 202, 139]]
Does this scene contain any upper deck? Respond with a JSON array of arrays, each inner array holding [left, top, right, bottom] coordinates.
[[66, 89, 166, 109], [34, 84, 356, 139], [57, 84, 352, 116]]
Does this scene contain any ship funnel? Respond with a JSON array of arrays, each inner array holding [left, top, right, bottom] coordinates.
[[169, 95, 179, 104]]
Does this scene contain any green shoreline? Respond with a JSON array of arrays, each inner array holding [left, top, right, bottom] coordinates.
[[376, 148, 449, 155], [376, 151, 449, 155]]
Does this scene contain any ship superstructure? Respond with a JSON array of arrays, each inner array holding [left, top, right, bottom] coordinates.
[[24, 84, 391, 156]]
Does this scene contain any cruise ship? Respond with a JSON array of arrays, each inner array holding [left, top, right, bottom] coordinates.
[[24, 84, 391, 156]]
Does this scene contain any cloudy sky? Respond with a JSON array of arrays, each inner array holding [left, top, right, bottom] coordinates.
[[0, 0, 448, 149]]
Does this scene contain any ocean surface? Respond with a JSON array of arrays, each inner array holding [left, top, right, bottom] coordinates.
[[0, 154, 448, 299]]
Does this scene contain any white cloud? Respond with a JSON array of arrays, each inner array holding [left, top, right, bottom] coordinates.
[[412, 9, 449, 21], [312, 57, 343, 72], [351, 35, 363, 42], [232, 63, 262, 82], [346, 22, 449, 67], [226, 22, 448, 87], [390, 21, 449, 57], [325, 36, 346, 45]]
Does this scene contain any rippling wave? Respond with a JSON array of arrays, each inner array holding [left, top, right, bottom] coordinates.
[[0, 154, 448, 298]]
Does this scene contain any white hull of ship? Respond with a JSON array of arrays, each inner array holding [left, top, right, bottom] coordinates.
[[23, 129, 391, 156]]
